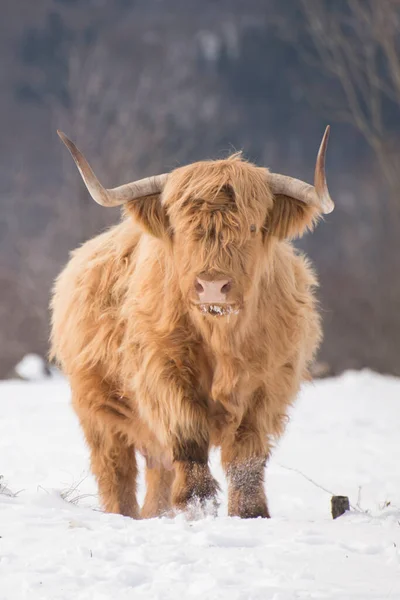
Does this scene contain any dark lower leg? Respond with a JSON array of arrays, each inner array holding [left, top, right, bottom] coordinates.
[[172, 461, 220, 514], [221, 403, 272, 519], [171, 435, 220, 514], [225, 456, 270, 519]]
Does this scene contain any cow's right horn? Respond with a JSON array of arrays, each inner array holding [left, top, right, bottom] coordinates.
[[57, 131, 168, 207]]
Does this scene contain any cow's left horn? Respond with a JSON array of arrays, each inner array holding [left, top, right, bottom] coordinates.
[[57, 131, 168, 207], [268, 126, 334, 214]]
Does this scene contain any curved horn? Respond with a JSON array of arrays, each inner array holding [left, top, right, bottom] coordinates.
[[57, 131, 168, 207], [268, 126, 334, 214]]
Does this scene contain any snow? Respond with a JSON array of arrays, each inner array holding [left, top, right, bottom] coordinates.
[[1, 369, 400, 599], [13, 354, 49, 381]]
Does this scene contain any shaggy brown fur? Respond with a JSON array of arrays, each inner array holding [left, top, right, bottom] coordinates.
[[50, 154, 322, 519]]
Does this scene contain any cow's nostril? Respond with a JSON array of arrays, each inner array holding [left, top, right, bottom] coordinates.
[[221, 281, 232, 294], [195, 281, 204, 294]]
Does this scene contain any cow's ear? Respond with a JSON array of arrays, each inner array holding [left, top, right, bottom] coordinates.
[[264, 194, 320, 240], [124, 194, 171, 239]]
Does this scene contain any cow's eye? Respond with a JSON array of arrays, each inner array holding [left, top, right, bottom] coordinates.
[[195, 225, 205, 238], [250, 224, 257, 233]]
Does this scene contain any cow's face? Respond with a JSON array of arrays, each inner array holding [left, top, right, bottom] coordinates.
[[160, 158, 274, 318], [168, 188, 268, 317]]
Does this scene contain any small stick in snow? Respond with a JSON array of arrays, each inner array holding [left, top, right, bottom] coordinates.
[[331, 495, 350, 519]]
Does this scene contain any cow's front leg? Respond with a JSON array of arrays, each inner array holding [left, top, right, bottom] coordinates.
[[172, 459, 220, 517], [225, 455, 270, 519], [221, 399, 273, 518], [170, 418, 221, 516], [135, 347, 220, 516]]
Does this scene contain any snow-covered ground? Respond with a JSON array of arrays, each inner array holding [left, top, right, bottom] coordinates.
[[1, 370, 399, 599]]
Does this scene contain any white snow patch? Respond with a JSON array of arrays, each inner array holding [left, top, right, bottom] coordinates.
[[14, 353, 49, 381], [0, 369, 399, 599]]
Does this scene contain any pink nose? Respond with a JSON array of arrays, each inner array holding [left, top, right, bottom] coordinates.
[[195, 278, 232, 303]]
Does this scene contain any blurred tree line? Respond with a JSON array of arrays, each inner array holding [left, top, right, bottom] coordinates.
[[1, 0, 400, 376]]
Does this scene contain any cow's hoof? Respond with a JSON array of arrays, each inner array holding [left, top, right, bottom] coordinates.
[[172, 465, 220, 518], [229, 499, 271, 519]]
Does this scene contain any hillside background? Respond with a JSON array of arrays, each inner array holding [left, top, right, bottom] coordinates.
[[1, 0, 400, 377]]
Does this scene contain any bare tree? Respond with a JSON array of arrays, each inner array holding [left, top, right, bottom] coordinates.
[[299, 0, 400, 221]]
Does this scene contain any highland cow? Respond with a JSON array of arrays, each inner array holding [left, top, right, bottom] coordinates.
[[51, 127, 334, 519]]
